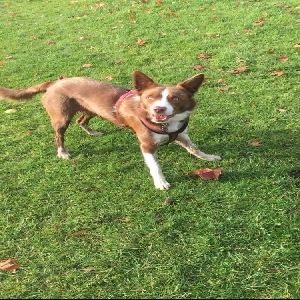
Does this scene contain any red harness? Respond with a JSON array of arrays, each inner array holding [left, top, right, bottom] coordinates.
[[114, 90, 189, 145]]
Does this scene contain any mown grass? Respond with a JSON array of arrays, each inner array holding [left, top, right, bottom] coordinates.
[[0, 0, 299, 298]]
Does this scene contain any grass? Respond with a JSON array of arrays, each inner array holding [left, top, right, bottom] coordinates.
[[0, 0, 299, 298]]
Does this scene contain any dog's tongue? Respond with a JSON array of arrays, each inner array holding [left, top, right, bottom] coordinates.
[[155, 114, 169, 121]]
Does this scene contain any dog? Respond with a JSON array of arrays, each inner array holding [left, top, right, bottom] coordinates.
[[0, 71, 221, 189]]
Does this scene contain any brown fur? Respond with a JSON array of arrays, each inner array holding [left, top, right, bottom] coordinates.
[[0, 71, 221, 189]]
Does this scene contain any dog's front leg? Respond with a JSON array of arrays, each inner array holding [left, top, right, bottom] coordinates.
[[142, 152, 170, 190], [176, 133, 221, 161]]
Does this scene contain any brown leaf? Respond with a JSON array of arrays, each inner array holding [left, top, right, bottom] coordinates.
[[278, 56, 289, 61], [217, 86, 229, 91], [217, 78, 226, 83], [230, 65, 247, 74], [198, 53, 211, 59], [136, 38, 147, 46], [278, 108, 286, 112], [156, 0, 163, 4], [191, 168, 222, 180], [119, 217, 130, 223], [249, 141, 261, 146], [266, 49, 273, 54], [30, 35, 37, 39], [270, 70, 285, 76], [47, 40, 56, 45], [0, 258, 21, 273], [207, 33, 220, 38], [163, 197, 173, 205], [82, 63, 93, 68], [72, 229, 87, 236], [0, 62, 5, 66], [292, 44, 300, 49], [253, 21, 263, 26], [105, 75, 113, 81], [288, 170, 300, 179], [192, 64, 205, 70]]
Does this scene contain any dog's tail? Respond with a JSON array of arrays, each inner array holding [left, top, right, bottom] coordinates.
[[0, 77, 64, 101]]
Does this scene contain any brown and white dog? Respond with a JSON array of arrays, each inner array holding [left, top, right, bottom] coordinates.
[[0, 71, 221, 189]]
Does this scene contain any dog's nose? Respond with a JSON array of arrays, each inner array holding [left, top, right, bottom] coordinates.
[[153, 106, 167, 113]]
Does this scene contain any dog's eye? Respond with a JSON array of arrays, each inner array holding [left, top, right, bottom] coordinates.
[[172, 96, 180, 101], [147, 95, 153, 100]]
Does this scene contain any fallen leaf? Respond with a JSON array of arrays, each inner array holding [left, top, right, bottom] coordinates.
[[278, 108, 286, 112], [253, 21, 263, 26], [278, 56, 289, 61], [47, 40, 56, 45], [5, 109, 17, 113], [198, 53, 211, 59], [266, 49, 273, 54], [30, 35, 37, 39], [156, 0, 163, 4], [230, 65, 247, 74], [105, 75, 113, 81], [266, 269, 280, 273], [83, 267, 96, 273], [79, 36, 87, 40], [192, 64, 206, 70], [136, 38, 147, 46], [191, 168, 222, 180], [0, 62, 5, 66], [163, 197, 173, 205], [249, 141, 261, 146], [207, 33, 220, 38], [270, 70, 285, 76], [288, 170, 300, 179], [0, 258, 21, 273], [217, 78, 226, 83], [217, 86, 230, 91], [72, 229, 87, 236], [82, 63, 93, 68], [119, 217, 130, 223], [292, 44, 300, 48]]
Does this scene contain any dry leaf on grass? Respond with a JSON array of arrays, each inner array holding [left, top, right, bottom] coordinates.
[[249, 141, 261, 146], [72, 229, 87, 236], [82, 63, 93, 68], [0, 258, 21, 273], [198, 53, 211, 59], [190, 168, 222, 180], [192, 64, 206, 70], [270, 70, 285, 76], [229, 65, 247, 74]]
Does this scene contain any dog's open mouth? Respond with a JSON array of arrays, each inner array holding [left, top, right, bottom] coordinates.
[[152, 114, 172, 123]]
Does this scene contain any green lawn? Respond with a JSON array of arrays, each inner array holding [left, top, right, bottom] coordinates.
[[0, 0, 299, 298]]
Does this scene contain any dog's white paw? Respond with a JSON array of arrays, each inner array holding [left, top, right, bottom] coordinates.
[[57, 148, 71, 159], [154, 179, 171, 190], [204, 154, 222, 161]]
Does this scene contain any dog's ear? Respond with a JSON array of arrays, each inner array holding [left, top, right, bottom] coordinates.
[[177, 74, 205, 94], [133, 71, 157, 92]]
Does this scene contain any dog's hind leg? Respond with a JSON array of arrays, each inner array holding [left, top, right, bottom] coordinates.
[[52, 118, 72, 159], [76, 113, 103, 136]]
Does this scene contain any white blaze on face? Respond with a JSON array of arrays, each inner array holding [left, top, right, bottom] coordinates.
[[151, 88, 174, 115]]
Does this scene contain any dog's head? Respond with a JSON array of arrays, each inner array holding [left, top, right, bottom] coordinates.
[[133, 71, 204, 123]]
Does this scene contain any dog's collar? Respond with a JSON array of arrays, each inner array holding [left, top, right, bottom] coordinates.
[[140, 118, 188, 145], [114, 90, 188, 145]]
